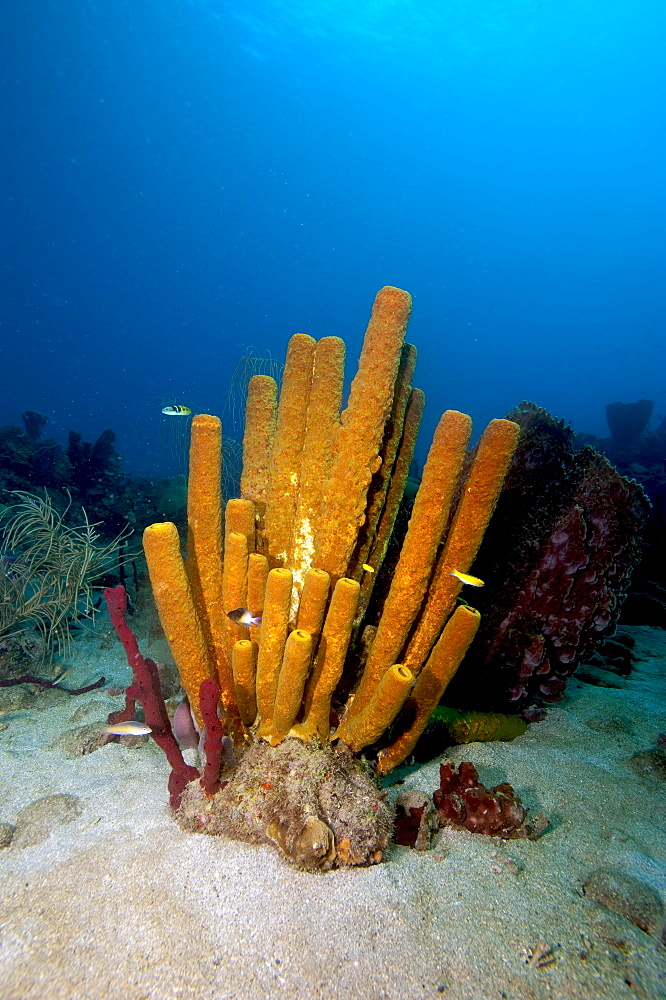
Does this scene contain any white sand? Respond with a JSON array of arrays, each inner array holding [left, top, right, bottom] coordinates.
[[1, 625, 666, 1000]]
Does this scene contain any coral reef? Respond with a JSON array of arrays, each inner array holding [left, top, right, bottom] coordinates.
[[605, 400, 655, 447], [131, 286, 519, 868], [447, 403, 649, 711], [0, 422, 68, 492], [576, 399, 665, 628], [21, 410, 48, 442], [0, 416, 187, 545]]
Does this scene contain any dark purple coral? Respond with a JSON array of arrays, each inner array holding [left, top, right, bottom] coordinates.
[[448, 403, 649, 710], [433, 761, 546, 839]]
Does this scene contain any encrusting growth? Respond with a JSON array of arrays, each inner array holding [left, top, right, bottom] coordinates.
[[137, 286, 520, 870]]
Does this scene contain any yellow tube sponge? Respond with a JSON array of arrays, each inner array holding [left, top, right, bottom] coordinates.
[[226, 498, 256, 555], [335, 664, 414, 754], [315, 286, 412, 581], [297, 577, 361, 741], [223, 531, 249, 648], [296, 568, 331, 636], [185, 414, 228, 679], [264, 334, 316, 568], [143, 521, 216, 730], [347, 410, 472, 718], [270, 629, 314, 743], [292, 336, 345, 585], [246, 552, 269, 645], [232, 639, 257, 727], [403, 418, 520, 675], [361, 386, 424, 609], [255, 567, 293, 729], [350, 342, 417, 581], [241, 374, 277, 508], [377, 605, 481, 775]]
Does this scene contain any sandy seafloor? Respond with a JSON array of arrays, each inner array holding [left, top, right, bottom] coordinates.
[[1, 621, 666, 1000]]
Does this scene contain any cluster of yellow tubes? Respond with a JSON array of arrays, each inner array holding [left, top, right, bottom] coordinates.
[[143, 287, 520, 775]]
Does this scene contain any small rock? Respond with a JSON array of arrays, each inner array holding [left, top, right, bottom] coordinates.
[[52, 722, 111, 757], [613, 630, 636, 649], [599, 637, 636, 672], [584, 715, 631, 737], [579, 868, 664, 935], [68, 699, 110, 724], [627, 749, 666, 784], [11, 794, 83, 850], [492, 851, 521, 875], [575, 665, 625, 689], [0, 822, 15, 849]]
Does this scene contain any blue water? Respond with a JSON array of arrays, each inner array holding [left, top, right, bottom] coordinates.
[[2, 0, 664, 477]]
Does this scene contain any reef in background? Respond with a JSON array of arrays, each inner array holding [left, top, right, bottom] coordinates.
[[0, 412, 187, 543], [576, 398, 666, 628]]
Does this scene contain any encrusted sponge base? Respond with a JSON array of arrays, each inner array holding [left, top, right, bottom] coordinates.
[[175, 738, 394, 871]]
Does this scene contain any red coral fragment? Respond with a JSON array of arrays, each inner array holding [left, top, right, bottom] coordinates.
[[433, 761, 547, 839]]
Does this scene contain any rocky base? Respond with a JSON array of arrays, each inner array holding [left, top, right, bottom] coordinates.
[[175, 738, 394, 870]]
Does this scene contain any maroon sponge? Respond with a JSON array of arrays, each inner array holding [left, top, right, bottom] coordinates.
[[447, 403, 649, 711], [199, 678, 227, 796], [433, 761, 548, 839]]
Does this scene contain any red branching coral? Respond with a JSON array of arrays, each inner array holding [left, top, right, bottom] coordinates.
[[104, 586, 199, 808], [433, 761, 547, 839], [448, 403, 649, 711]]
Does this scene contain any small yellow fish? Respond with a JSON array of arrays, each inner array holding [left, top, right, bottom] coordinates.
[[362, 563, 374, 573], [101, 721, 152, 736], [450, 569, 484, 587], [162, 404, 193, 416], [227, 608, 263, 627]]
